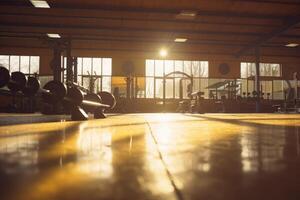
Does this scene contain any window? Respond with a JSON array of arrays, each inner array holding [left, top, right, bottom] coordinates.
[[69, 57, 112, 93], [241, 62, 281, 78], [145, 59, 208, 99], [240, 62, 283, 99], [0, 55, 40, 75]]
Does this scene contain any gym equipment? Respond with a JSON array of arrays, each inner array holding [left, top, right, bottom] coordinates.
[[0, 67, 29, 112], [0, 67, 27, 92], [65, 86, 115, 120]]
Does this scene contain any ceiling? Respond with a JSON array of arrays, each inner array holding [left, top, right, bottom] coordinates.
[[0, 0, 300, 58]]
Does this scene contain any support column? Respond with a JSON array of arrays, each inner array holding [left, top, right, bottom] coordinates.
[[51, 45, 63, 82], [66, 39, 73, 83], [255, 47, 261, 113]]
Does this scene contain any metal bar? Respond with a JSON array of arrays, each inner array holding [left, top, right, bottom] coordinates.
[[255, 47, 261, 113]]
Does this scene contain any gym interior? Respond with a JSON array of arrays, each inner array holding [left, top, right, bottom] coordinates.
[[0, 1, 300, 200]]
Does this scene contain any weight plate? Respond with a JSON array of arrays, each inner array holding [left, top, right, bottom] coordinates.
[[67, 87, 84, 106], [98, 91, 116, 109], [22, 77, 40, 96], [43, 80, 67, 104], [0, 67, 10, 88], [7, 71, 27, 92]]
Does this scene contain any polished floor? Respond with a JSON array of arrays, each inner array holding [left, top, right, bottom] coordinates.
[[0, 113, 300, 200]]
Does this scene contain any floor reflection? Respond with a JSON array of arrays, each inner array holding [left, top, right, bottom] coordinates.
[[77, 123, 113, 178]]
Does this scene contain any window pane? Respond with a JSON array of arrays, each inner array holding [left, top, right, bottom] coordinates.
[[82, 57, 92, 75], [0, 55, 9, 69], [92, 58, 102, 75], [94, 78, 101, 93], [155, 60, 164, 77], [174, 60, 184, 77], [146, 77, 154, 98], [82, 77, 90, 90], [146, 59, 154, 76], [192, 61, 200, 77], [241, 62, 247, 78], [165, 79, 174, 99], [102, 58, 112, 75], [30, 56, 39, 74], [271, 64, 281, 77], [102, 76, 111, 92], [183, 61, 191, 76], [10, 56, 20, 72], [200, 61, 209, 77], [155, 78, 163, 98], [165, 60, 174, 76], [20, 56, 30, 74], [174, 78, 180, 98], [77, 57, 83, 75], [273, 80, 283, 100]]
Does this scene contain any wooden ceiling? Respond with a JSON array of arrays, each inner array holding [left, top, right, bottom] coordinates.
[[0, 0, 300, 58]]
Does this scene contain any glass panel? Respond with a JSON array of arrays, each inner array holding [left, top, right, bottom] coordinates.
[[92, 58, 102, 75], [193, 78, 200, 92], [155, 60, 164, 77], [30, 56, 39, 74], [10, 56, 20, 72], [181, 79, 190, 99], [102, 58, 112, 75], [192, 61, 200, 77], [82, 77, 90, 89], [174, 78, 181, 99], [155, 78, 163, 98], [241, 62, 247, 78], [260, 81, 272, 99], [273, 80, 283, 100], [0, 55, 9, 69], [165, 78, 174, 99], [241, 79, 248, 97], [248, 80, 255, 96], [146, 59, 154, 76], [146, 77, 154, 98], [94, 78, 101, 93], [77, 75, 82, 86], [20, 56, 30, 74], [200, 78, 209, 98], [165, 60, 174, 76], [271, 64, 281, 77], [102, 76, 111, 92], [77, 57, 83, 75], [183, 61, 191, 76], [82, 57, 92, 75], [200, 61, 209, 77], [174, 60, 183, 76]]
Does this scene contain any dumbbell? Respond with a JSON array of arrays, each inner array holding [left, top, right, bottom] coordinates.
[[0, 66, 27, 93], [66, 86, 116, 120]]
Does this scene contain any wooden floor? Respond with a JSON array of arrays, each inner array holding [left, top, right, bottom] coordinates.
[[0, 113, 300, 200]]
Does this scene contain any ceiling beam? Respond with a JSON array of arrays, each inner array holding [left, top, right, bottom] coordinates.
[[0, 5, 294, 20], [0, 12, 282, 28], [0, 22, 266, 37], [235, 17, 300, 57]]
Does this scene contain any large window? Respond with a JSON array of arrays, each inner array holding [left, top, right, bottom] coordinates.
[[240, 62, 283, 99], [69, 57, 112, 93], [0, 55, 40, 75], [145, 59, 209, 99], [241, 62, 281, 78]]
